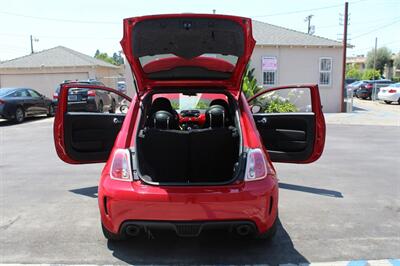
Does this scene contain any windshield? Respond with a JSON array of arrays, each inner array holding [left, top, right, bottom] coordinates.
[[153, 93, 228, 111]]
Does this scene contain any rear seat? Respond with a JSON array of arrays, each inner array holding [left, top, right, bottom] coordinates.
[[137, 128, 189, 183], [137, 127, 239, 183], [189, 128, 239, 182]]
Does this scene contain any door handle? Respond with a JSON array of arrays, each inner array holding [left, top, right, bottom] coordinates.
[[113, 117, 123, 124], [257, 117, 268, 125]]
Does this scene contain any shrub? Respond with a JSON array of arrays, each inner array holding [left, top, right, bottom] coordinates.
[[242, 66, 262, 98], [346, 65, 362, 79], [263, 98, 298, 113], [362, 69, 381, 80]]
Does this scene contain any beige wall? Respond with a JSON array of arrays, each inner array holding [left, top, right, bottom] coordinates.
[[250, 46, 343, 113]]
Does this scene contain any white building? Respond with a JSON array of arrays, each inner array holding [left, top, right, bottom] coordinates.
[[251, 21, 344, 112]]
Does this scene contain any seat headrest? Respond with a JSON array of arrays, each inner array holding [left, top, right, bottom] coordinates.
[[152, 110, 174, 129], [205, 105, 225, 128]]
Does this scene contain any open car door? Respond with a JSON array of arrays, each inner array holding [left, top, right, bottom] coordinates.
[[248, 85, 325, 163], [53, 83, 132, 164]]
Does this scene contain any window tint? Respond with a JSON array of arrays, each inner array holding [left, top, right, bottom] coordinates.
[[249, 88, 312, 113], [28, 90, 41, 98], [9, 90, 30, 97]]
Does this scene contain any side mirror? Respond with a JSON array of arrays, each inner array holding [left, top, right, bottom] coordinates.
[[251, 105, 261, 114]]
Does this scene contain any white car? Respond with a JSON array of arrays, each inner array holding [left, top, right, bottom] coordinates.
[[377, 83, 400, 104]]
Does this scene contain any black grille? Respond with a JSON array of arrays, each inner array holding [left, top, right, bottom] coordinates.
[[175, 223, 202, 237]]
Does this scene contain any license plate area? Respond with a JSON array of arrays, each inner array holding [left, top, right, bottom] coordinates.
[[68, 95, 78, 101]]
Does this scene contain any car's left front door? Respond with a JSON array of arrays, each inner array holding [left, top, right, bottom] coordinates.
[[53, 84, 132, 164]]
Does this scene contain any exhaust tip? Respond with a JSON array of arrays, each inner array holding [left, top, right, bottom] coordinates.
[[235, 224, 253, 236], [125, 225, 141, 237]]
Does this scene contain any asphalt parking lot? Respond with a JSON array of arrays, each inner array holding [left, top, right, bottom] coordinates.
[[0, 116, 399, 265]]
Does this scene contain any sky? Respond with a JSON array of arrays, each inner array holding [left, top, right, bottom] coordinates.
[[0, 0, 399, 61]]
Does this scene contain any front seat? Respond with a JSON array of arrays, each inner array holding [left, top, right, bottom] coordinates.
[[147, 97, 179, 129], [152, 110, 175, 130], [203, 105, 226, 128], [209, 99, 231, 126]]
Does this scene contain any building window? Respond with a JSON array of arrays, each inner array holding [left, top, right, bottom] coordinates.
[[262, 56, 277, 85], [263, 71, 276, 85], [319, 57, 332, 86]]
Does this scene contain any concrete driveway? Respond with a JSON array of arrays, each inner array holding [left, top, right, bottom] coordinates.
[[0, 117, 399, 265]]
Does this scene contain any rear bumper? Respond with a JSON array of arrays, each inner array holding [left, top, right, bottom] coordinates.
[[99, 176, 278, 235]]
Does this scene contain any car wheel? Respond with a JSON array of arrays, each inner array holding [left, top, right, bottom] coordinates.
[[98, 101, 104, 113], [255, 216, 278, 241], [101, 223, 126, 241], [398, 98, 400, 105], [47, 105, 55, 117], [14, 107, 25, 123], [384, 100, 392, 104], [109, 100, 116, 113]]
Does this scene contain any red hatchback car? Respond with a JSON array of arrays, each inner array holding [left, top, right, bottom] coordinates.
[[54, 14, 326, 240]]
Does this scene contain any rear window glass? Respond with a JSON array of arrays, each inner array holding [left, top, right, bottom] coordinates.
[[153, 93, 227, 111]]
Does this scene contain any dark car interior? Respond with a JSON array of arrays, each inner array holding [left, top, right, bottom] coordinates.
[[136, 91, 242, 185]]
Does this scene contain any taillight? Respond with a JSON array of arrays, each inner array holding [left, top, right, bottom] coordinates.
[[0, 99, 5, 105], [110, 149, 133, 181], [365, 84, 373, 89], [87, 90, 96, 97], [388, 89, 397, 93], [245, 148, 268, 181], [53, 92, 58, 100]]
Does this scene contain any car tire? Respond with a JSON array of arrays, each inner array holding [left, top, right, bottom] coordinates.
[[255, 216, 278, 241], [47, 105, 55, 117], [384, 101, 392, 104], [101, 223, 127, 241], [14, 107, 25, 123], [97, 101, 104, 113], [398, 98, 400, 105]]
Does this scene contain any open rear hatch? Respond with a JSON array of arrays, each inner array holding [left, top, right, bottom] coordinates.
[[120, 14, 255, 97]]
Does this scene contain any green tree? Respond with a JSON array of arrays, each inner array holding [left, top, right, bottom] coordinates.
[[94, 50, 124, 66], [361, 69, 380, 80], [394, 52, 400, 70], [346, 65, 362, 79], [366, 47, 391, 74]]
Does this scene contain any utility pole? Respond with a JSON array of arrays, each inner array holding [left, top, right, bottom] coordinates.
[[30, 35, 34, 54], [304, 15, 313, 34], [372, 37, 378, 101], [340, 2, 348, 112], [30, 35, 39, 54]]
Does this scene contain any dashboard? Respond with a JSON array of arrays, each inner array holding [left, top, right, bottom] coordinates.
[[178, 109, 206, 130]]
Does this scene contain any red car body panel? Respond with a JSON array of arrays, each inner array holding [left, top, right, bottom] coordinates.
[[120, 14, 256, 98], [143, 57, 235, 74], [53, 14, 326, 238]]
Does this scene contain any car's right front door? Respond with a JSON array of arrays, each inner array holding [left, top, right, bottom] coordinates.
[[248, 84, 326, 163]]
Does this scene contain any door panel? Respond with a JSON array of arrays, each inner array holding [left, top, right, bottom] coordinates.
[[248, 85, 325, 163], [53, 84, 132, 164], [64, 113, 125, 162]]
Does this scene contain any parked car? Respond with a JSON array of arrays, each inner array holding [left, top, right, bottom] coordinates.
[[0, 87, 54, 123], [53, 80, 117, 113], [346, 80, 367, 96], [53, 14, 326, 241], [377, 82, 400, 104], [345, 78, 359, 86], [355, 79, 394, 99]]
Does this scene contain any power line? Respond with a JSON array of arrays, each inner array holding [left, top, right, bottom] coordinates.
[[0, 11, 119, 24], [352, 17, 400, 39], [252, 0, 367, 18]]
